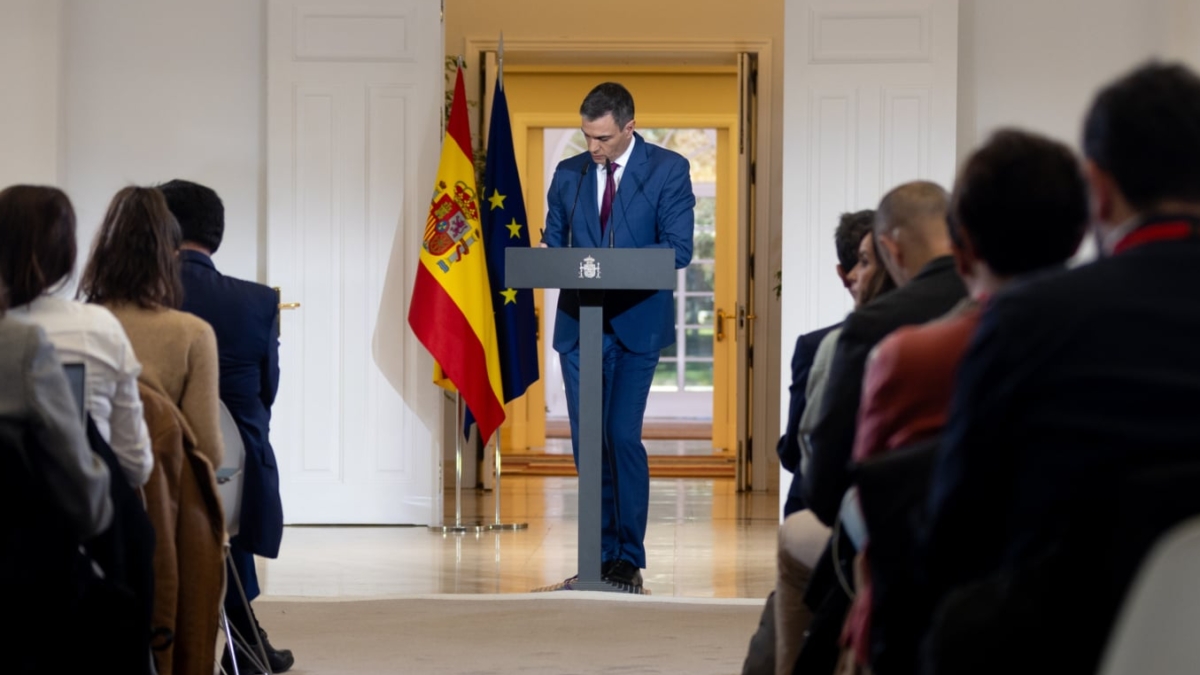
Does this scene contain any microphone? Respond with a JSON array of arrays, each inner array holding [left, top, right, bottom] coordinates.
[[566, 162, 589, 248], [610, 168, 646, 248]]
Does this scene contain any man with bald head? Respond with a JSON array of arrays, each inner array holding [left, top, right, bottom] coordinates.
[[803, 181, 967, 526]]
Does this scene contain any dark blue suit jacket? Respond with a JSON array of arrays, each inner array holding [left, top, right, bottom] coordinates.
[[920, 226, 1200, 596], [180, 250, 283, 558], [543, 132, 695, 354], [779, 323, 839, 516]]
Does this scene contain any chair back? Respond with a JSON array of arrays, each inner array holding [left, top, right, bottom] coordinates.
[[215, 402, 245, 536], [1097, 515, 1200, 675]]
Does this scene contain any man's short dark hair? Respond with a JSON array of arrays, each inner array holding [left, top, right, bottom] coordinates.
[[159, 179, 225, 253], [834, 210, 875, 271], [580, 82, 635, 129], [950, 129, 1088, 276], [1083, 61, 1200, 210]]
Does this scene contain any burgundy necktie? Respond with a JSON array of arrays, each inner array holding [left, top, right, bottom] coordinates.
[[600, 161, 619, 236]]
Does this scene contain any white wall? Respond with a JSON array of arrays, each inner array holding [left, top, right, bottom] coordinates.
[[61, 0, 265, 283], [957, 0, 1180, 162], [0, 0, 62, 187], [779, 0, 1200, 345]]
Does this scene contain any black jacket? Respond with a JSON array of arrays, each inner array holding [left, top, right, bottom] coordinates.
[[779, 323, 838, 516], [804, 256, 967, 525], [921, 221, 1200, 594]]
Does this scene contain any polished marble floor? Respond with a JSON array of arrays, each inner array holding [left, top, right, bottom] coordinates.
[[258, 475, 781, 600]]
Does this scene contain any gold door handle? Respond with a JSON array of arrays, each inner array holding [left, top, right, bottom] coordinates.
[[273, 286, 301, 311], [716, 308, 728, 343], [273, 287, 300, 337]]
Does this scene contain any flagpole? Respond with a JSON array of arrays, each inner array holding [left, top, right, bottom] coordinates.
[[431, 392, 485, 534], [487, 431, 527, 531]]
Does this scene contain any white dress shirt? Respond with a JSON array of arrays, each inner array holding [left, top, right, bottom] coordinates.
[[10, 295, 153, 487]]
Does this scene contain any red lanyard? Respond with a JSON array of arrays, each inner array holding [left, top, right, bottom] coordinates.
[[1112, 218, 1200, 255]]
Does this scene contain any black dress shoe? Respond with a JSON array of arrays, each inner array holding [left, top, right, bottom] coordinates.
[[557, 559, 618, 587], [602, 559, 644, 591], [601, 559, 617, 577], [258, 627, 295, 673]]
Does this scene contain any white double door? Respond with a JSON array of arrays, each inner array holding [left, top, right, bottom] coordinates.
[[266, 0, 444, 524]]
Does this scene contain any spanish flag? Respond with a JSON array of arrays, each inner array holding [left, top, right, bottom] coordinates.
[[408, 65, 505, 443]]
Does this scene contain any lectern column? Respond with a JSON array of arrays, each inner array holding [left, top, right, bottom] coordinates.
[[575, 290, 607, 589]]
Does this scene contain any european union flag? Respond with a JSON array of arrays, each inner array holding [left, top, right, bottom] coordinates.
[[465, 75, 540, 437]]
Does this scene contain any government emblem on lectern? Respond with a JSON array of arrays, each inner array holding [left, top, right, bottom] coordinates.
[[579, 255, 601, 279]]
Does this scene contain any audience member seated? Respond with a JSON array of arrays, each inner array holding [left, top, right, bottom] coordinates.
[[80, 186, 223, 469], [775, 226, 895, 675], [839, 129, 1089, 674], [805, 181, 967, 527], [793, 182, 966, 675], [745, 209, 889, 675], [161, 178, 294, 673], [79, 185, 225, 675], [0, 280, 114, 675], [778, 210, 876, 518], [797, 227, 896, 482], [917, 61, 1200, 675], [0, 185, 152, 488]]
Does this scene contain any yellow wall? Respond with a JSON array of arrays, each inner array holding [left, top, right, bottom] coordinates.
[[445, 0, 784, 186]]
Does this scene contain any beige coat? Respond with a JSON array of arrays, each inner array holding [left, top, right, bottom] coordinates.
[[105, 303, 223, 468], [140, 382, 225, 675]]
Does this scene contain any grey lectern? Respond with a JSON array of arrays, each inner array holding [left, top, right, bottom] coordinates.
[[507, 247, 675, 591]]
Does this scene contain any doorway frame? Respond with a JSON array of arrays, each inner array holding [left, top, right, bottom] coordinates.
[[513, 112, 739, 454], [461, 37, 779, 493]]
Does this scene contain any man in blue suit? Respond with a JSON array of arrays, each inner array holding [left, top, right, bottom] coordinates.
[[542, 82, 695, 591], [161, 180, 293, 673]]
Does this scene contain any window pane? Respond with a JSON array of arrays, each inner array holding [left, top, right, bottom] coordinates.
[[652, 361, 678, 390], [660, 342, 677, 359], [694, 231, 715, 261], [639, 129, 717, 182], [684, 360, 714, 390], [684, 295, 714, 326], [695, 196, 716, 233], [684, 327, 714, 358], [686, 262, 714, 293]]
